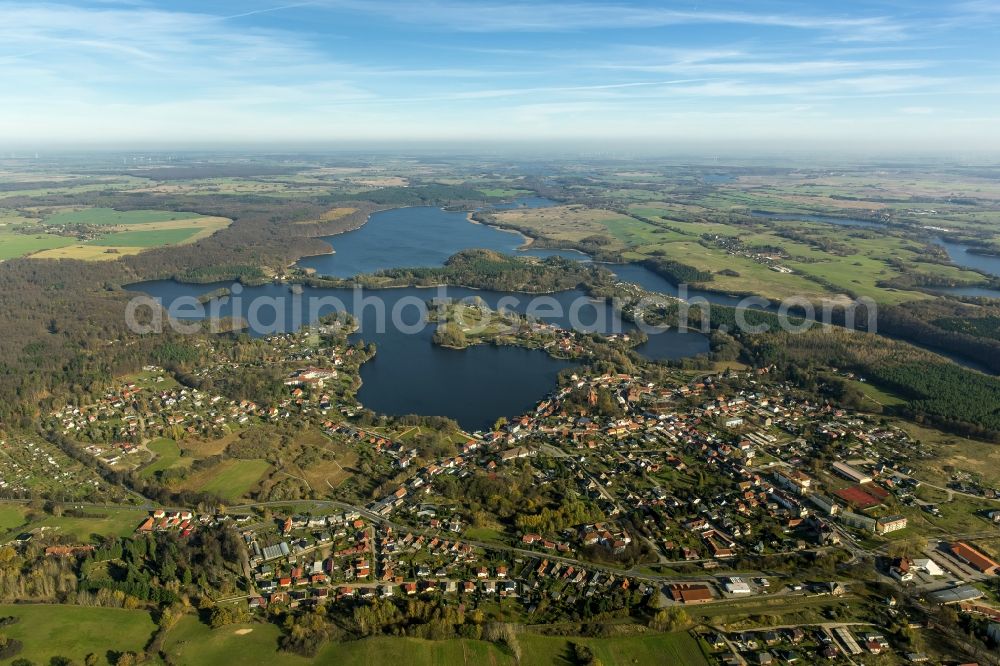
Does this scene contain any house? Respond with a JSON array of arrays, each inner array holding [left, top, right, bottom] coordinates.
[[889, 558, 913, 582], [875, 514, 907, 535]]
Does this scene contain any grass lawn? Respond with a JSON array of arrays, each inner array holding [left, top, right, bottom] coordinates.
[[463, 526, 506, 542], [0, 232, 76, 259], [520, 631, 709, 666], [88, 227, 203, 247], [43, 208, 201, 226], [322, 635, 514, 666], [161, 618, 703, 666], [162, 618, 301, 666], [140, 437, 183, 478], [162, 618, 514, 666], [32, 508, 148, 540], [0, 604, 156, 665], [195, 459, 270, 500], [0, 504, 28, 534]]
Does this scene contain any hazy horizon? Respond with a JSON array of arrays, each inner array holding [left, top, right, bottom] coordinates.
[[2, 0, 999, 153]]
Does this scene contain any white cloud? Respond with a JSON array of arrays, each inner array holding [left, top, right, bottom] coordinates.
[[319, 1, 908, 41]]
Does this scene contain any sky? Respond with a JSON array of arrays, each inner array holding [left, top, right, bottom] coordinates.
[[1, 0, 999, 153]]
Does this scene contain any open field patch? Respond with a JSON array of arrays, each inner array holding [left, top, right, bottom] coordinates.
[[321, 206, 358, 220], [29, 244, 146, 260], [140, 437, 183, 478], [491, 205, 634, 248], [43, 207, 202, 226], [28, 509, 148, 540], [519, 631, 708, 666], [88, 227, 203, 247], [28, 213, 230, 260], [0, 604, 156, 665], [0, 232, 75, 259], [180, 458, 270, 500], [0, 504, 28, 533]]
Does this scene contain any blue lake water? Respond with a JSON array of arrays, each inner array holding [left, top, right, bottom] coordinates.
[[605, 262, 775, 310], [297, 200, 585, 278], [932, 285, 1000, 299], [752, 211, 883, 229], [134, 201, 996, 427], [128, 280, 707, 431], [934, 238, 1000, 280]]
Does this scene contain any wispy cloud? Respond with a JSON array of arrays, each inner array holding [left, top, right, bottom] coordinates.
[[0, 0, 994, 150], [320, 0, 909, 41]]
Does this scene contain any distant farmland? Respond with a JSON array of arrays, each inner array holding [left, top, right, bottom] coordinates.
[[43, 207, 202, 225], [26, 209, 231, 260], [0, 231, 75, 259], [88, 227, 204, 247]]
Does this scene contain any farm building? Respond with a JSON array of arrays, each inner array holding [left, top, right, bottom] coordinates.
[[831, 461, 872, 484], [950, 542, 1000, 575]]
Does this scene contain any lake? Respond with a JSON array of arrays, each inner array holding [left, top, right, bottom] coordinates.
[[128, 280, 707, 431], [297, 200, 586, 278], [752, 211, 884, 229], [934, 238, 1000, 280], [932, 285, 1000, 299], [606, 262, 775, 309]]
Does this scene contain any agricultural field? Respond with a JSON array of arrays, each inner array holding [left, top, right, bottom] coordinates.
[[0, 231, 75, 259], [0, 604, 156, 665], [0, 207, 231, 260], [31, 213, 231, 260], [494, 190, 992, 304], [42, 207, 202, 226], [491, 204, 637, 249]]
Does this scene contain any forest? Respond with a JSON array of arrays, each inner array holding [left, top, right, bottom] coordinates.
[[746, 327, 1000, 440]]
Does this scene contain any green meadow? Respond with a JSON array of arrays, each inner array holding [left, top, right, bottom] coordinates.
[[194, 459, 270, 500], [140, 437, 184, 478], [0, 604, 156, 665], [43, 208, 201, 226], [0, 232, 75, 259], [89, 227, 202, 247], [161, 616, 709, 666]]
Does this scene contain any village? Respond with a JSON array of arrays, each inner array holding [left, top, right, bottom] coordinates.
[[202, 362, 1000, 665]]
